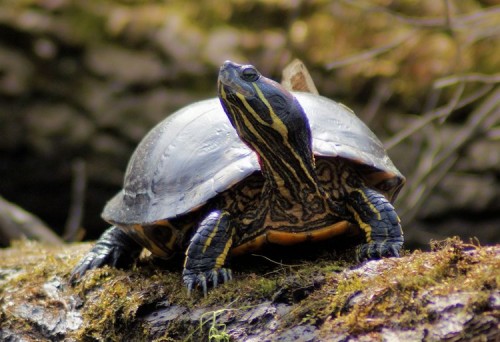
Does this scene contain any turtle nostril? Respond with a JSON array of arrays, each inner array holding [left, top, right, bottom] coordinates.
[[221, 60, 237, 72]]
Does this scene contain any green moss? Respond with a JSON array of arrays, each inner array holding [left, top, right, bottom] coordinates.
[[1, 238, 497, 340], [312, 237, 499, 337], [262, 236, 500, 339], [71, 264, 190, 340]]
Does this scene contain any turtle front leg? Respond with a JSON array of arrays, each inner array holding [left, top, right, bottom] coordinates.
[[347, 187, 403, 261], [182, 210, 235, 296], [70, 226, 142, 284]]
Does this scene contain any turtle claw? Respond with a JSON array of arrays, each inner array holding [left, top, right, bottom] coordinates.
[[389, 244, 401, 258], [182, 268, 233, 296], [221, 268, 232, 284], [70, 227, 141, 285], [185, 279, 194, 296], [356, 240, 403, 262], [200, 275, 208, 297]]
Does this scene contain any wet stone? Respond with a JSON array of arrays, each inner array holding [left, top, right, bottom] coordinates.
[[273, 325, 318, 342]]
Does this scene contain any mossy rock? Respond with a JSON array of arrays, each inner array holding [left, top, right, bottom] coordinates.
[[0, 237, 498, 341]]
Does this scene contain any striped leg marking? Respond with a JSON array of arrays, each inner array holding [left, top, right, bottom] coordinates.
[[347, 188, 403, 261], [182, 210, 235, 296]]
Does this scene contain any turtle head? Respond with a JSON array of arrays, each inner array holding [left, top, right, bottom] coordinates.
[[217, 60, 312, 158]]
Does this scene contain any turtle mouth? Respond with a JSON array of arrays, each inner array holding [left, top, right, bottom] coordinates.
[[218, 61, 255, 98]]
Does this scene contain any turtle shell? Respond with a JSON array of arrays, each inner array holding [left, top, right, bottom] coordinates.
[[102, 92, 404, 226]]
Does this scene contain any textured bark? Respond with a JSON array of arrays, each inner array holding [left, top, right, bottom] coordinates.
[[1, 239, 498, 341]]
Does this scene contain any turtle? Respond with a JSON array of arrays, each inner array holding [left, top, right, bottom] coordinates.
[[70, 61, 405, 295]]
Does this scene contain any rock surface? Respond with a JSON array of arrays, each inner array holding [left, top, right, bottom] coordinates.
[[0, 238, 498, 341]]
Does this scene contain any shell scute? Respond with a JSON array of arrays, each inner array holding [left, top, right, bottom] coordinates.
[[102, 93, 404, 226]]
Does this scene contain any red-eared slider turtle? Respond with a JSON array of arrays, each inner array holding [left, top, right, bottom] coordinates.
[[71, 61, 404, 295]]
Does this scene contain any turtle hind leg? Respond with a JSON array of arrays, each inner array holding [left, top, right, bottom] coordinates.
[[347, 187, 404, 261], [182, 210, 235, 296], [70, 226, 142, 285]]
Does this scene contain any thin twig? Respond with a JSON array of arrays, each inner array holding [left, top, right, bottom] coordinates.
[[362, 79, 393, 124], [325, 30, 416, 70], [434, 73, 500, 88], [399, 87, 499, 221], [250, 254, 304, 268], [394, 0, 498, 224], [63, 159, 87, 242], [434, 88, 499, 167], [385, 83, 493, 150], [385, 83, 463, 150], [0, 195, 63, 245], [339, 0, 500, 29]]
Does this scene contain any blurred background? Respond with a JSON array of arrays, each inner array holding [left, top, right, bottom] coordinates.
[[0, 0, 498, 249]]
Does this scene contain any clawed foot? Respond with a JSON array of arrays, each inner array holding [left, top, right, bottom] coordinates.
[[356, 240, 403, 262], [69, 227, 141, 285], [182, 268, 232, 296], [70, 244, 136, 284]]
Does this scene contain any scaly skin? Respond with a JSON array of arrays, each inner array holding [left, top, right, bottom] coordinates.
[[182, 211, 234, 296], [347, 187, 403, 261], [70, 226, 142, 284], [70, 61, 404, 296]]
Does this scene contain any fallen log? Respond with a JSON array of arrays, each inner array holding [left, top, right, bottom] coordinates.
[[0, 238, 498, 341]]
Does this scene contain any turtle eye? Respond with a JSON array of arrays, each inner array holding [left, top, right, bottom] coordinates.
[[241, 67, 260, 82]]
